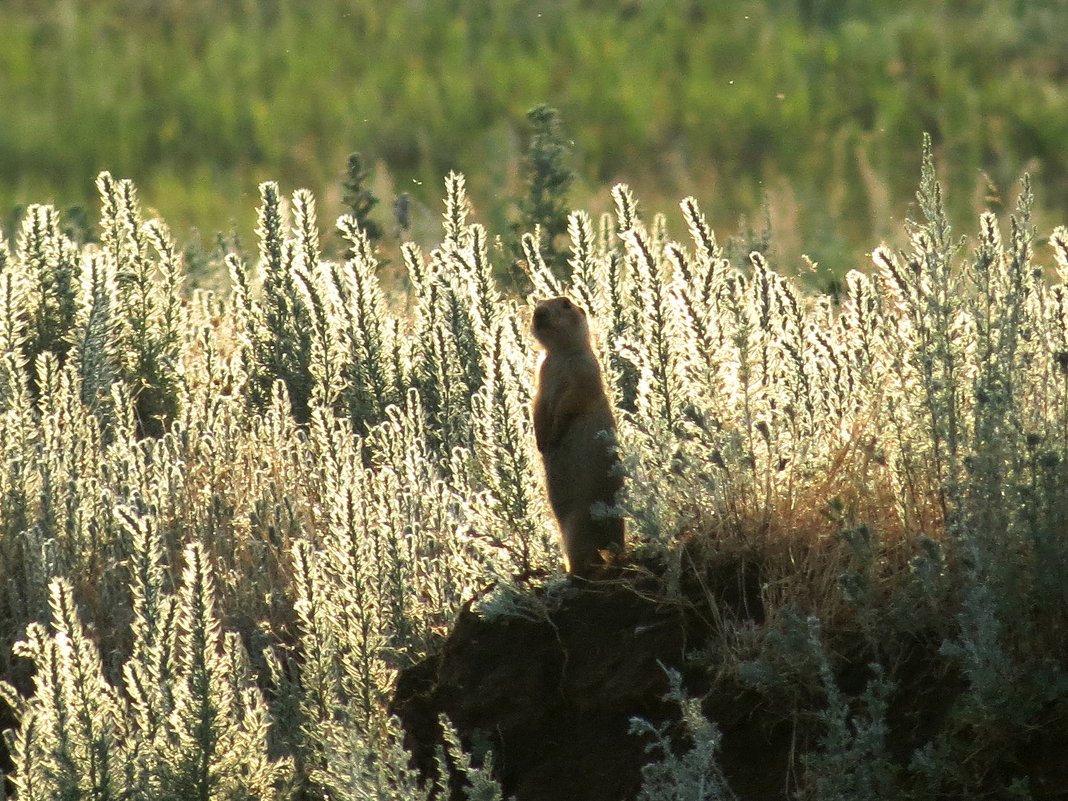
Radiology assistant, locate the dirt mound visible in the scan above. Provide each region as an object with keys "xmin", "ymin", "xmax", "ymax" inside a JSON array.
[{"xmin": 391, "ymin": 561, "xmax": 788, "ymax": 801}]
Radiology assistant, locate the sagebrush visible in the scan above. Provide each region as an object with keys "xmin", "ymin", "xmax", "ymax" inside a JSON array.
[{"xmin": 2, "ymin": 138, "xmax": 1068, "ymax": 797}]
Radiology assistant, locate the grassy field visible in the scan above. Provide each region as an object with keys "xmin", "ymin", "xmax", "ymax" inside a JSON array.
[
  {"xmin": 4, "ymin": 3, "xmax": 1068, "ymax": 797},
  {"xmin": 1, "ymin": 141, "xmax": 1068, "ymax": 796},
  {"xmin": 3, "ymin": 0, "xmax": 1068, "ymax": 274}
]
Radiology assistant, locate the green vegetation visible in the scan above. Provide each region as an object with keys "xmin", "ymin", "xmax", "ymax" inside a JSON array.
[
  {"xmin": 2, "ymin": 0, "xmax": 1067, "ymax": 274},
  {"xmin": 515, "ymin": 104, "xmax": 575, "ymax": 274},
  {"xmin": 340, "ymin": 152, "xmax": 383, "ymax": 245},
  {"xmin": 1, "ymin": 141, "xmax": 1068, "ymax": 796}
]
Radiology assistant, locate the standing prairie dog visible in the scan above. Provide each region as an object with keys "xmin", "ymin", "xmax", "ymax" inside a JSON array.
[{"xmin": 532, "ymin": 297, "xmax": 624, "ymax": 576}]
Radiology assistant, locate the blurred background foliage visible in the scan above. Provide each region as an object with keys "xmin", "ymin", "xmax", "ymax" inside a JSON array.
[{"xmin": 2, "ymin": 0, "xmax": 1067, "ymax": 275}]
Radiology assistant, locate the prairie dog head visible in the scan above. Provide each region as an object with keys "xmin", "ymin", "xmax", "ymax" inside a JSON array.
[{"xmin": 532, "ymin": 297, "xmax": 591, "ymax": 352}]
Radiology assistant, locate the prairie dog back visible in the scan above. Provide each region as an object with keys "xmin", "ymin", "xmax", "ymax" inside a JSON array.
[{"xmin": 531, "ymin": 297, "xmax": 624, "ymax": 576}]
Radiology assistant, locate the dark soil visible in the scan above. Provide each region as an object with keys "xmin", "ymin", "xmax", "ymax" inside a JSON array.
[
  {"xmin": 391, "ymin": 553, "xmax": 1068, "ymax": 801},
  {"xmin": 391, "ymin": 556, "xmax": 797, "ymax": 801}
]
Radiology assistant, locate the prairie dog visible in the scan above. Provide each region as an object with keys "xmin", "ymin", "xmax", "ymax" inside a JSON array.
[{"xmin": 532, "ymin": 297, "xmax": 624, "ymax": 576}]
